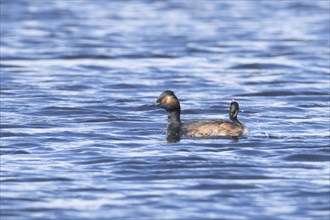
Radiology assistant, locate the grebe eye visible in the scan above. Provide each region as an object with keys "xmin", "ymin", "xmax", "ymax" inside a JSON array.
[{"xmin": 161, "ymin": 98, "xmax": 167, "ymax": 103}]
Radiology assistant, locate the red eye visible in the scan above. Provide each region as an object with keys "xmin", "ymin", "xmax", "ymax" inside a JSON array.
[{"xmin": 161, "ymin": 98, "xmax": 167, "ymax": 103}]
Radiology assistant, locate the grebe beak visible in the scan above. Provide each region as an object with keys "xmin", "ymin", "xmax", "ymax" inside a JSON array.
[{"xmin": 150, "ymin": 102, "xmax": 161, "ymax": 107}]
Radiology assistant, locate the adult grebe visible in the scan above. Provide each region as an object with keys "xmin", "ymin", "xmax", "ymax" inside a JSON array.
[{"xmin": 154, "ymin": 90, "xmax": 245, "ymax": 141}]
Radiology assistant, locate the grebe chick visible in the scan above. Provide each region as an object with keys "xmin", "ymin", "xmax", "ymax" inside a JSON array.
[{"xmin": 154, "ymin": 90, "xmax": 245, "ymax": 140}]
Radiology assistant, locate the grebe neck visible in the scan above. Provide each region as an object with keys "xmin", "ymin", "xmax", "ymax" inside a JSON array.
[
  {"xmin": 230, "ymin": 115, "xmax": 243, "ymax": 128},
  {"xmin": 168, "ymin": 109, "xmax": 181, "ymax": 125}
]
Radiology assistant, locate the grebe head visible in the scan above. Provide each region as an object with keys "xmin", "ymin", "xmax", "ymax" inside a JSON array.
[
  {"xmin": 155, "ymin": 90, "xmax": 180, "ymax": 112},
  {"xmin": 229, "ymin": 101, "xmax": 244, "ymax": 128},
  {"xmin": 229, "ymin": 101, "xmax": 239, "ymax": 120}
]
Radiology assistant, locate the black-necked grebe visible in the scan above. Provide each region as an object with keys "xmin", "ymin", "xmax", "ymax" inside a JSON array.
[{"xmin": 154, "ymin": 90, "xmax": 245, "ymax": 140}]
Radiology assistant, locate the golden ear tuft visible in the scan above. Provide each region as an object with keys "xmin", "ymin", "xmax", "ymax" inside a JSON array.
[{"xmin": 167, "ymin": 96, "xmax": 177, "ymax": 104}]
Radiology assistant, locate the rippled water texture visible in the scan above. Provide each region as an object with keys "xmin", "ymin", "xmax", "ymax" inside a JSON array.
[{"xmin": 1, "ymin": 1, "xmax": 329, "ymax": 219}]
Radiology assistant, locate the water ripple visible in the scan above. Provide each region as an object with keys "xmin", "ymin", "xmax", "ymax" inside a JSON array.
[{"xmin": 1, "ymin": 1, "xmax": 329, "ymax": 220}]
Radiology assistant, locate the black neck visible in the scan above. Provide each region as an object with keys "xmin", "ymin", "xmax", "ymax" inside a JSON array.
[
  {"xmin": 166, "ymin": 109, "xmax": 181, "ymax": 142},
  {"xmin": 230, "ymin": 116, "xmax": 243, "ymax": 128},
  {"xmin": 167, "ymin": 109, "xmax": 181, "ymax": 124}
]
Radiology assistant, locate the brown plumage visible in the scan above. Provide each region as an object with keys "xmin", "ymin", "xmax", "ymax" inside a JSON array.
[
  {"xmin": 154, "ymin": 90, "xmax": 245, "ymax": 141},
  {"xmin": 182, "ymin": 120, "xmax": 244, "ymax": 137}
]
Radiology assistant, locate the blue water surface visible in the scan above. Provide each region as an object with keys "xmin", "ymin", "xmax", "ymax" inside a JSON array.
[{"xmin": 1, "ymin": 0, "xmax": 329, "ymax": 219}]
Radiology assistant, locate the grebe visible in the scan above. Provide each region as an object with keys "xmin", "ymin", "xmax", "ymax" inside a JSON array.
[{"xmin": 154, "ymin": 90, "xmax": 245, "ymax": 141}]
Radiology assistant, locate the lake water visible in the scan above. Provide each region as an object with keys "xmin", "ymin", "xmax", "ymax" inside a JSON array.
[{"xmin": 1, "ymin": 0, "xmax": 329, "ymax": 219}]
